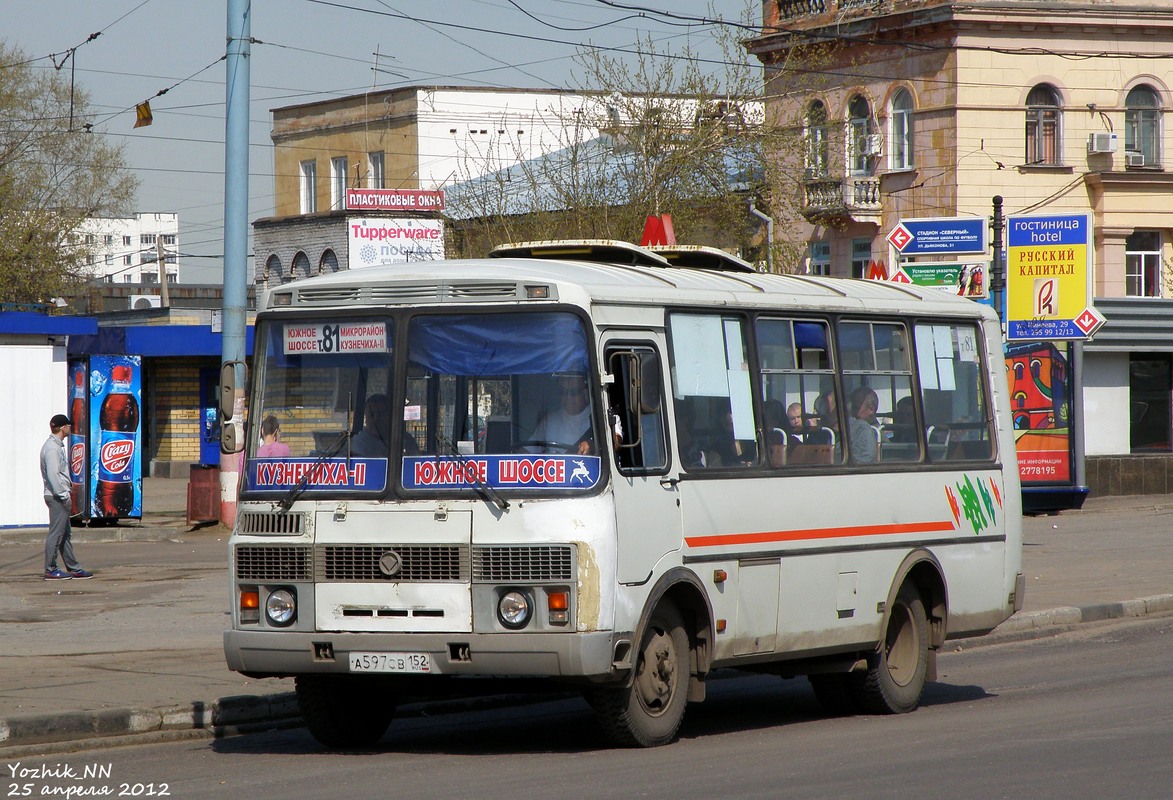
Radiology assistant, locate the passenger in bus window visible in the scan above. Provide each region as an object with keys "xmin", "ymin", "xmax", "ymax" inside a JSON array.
[
  {"xmin": 809, "ymin": 390, "xmax": 839, "ymax": 447},
  {"xmin": 848, "ymin": 386, "xmax": 879, "ymax": 463},
  {"xmin": 707, "ymin": 411, "xmax": 753, "ymax": 466},
  {"xmin": 533, "ymin": 373, "xmax": 593, "ymax": 454},
  {"xmin": 887, "ymin": 396, "xmax": 917, "ymax": 443},
  {"xmin": 352, "ymin": 394, "xmax": 390, "ymax": 456}
]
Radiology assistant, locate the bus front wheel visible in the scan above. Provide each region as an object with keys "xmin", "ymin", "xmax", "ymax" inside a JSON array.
[
  {"xmin": 588, "ymin": 603, "xmax": 690, "ymax": 747},
  {"xmin": 296, "ymin": 674, "xmax": 396, "ymax": 749},
  {"xmin": 852, "ymin": 583, "xmax": 930, "ymax": 714}
]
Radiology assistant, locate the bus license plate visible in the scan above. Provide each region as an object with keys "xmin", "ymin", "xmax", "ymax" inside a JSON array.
[{"xmin": 349, "ymin": 652, "xmax": 431, "ymax": 673}]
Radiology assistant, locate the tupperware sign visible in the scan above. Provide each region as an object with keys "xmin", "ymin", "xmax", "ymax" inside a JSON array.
[
  {"xmin": 284, "ymin": 321, "xmax": 388, "ymax": 354},
  {"xmin": 348, "ymin": 217, "xmax": 445, "ymax": 267}
]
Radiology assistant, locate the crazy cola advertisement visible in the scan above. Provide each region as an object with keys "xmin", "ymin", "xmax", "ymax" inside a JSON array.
[{"xmin": 82, "ymin": 355, "xmax": 143, "ymax": 519}]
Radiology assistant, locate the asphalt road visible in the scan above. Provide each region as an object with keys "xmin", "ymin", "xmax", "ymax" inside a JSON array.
[{"xmin": 5, "ymin": 613, "xmax": 1171, "ymax": 800}]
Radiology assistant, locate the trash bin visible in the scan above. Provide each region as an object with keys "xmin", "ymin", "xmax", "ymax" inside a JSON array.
[{"xmin": 187, "ymin": 464, "xmax": 220, "ymax": 524}]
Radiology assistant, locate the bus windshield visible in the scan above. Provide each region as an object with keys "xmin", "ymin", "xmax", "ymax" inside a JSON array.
[
  {"xmin": 402, "ymin": 310, "xmax": 601, "ymax": 493},
  {"xmin": 245, "ymin": 318, "xmax": 393, "ymax": 495}
]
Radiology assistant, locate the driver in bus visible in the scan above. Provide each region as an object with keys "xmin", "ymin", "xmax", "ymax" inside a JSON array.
[
  {"xmin": 532, "ymin": 373, "xmax": 593, "ymax": 455},
  {"xmin": 351, "ymin": 394, "xmax": 390, "ymax": 456}
]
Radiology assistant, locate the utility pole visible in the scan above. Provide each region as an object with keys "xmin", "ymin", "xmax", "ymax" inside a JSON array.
[
  {"xmin": 155, "ymin": 237, "xmax": 170, "ymax": 307},
  {"xmin": 990, "ymin": 195, "xmax": 1005, "ymax": 324},
  {"xmin": 220, "ymin": 0, "xmax": 250, "ymax": 527}
]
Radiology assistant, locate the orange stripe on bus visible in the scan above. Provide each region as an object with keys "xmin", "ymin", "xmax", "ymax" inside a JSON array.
[{"xmin": 684, "ymin": 519, "xmax": 959, "ymax": 549}]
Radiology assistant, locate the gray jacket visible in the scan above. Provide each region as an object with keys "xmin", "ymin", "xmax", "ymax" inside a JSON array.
[{"xmin": 40, "ymin": 434, "xmax": 71, "ymax": 502}]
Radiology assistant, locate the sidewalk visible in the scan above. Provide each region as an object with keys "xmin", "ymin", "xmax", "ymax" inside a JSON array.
[{"xmin": 1, "ymin": 480, "xmax": 1171, "ymax": 752}]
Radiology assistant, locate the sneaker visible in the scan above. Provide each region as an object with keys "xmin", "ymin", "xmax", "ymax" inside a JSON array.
[
  {"xmin": 69, "ymin": 569, "xmax": 94, "ymax": 580},
  {"xmin": 44, "ymin": 569, "xmax": 72, "ymax": 581}
]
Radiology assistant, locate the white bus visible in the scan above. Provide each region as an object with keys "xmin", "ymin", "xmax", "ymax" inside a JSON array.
[{"xmin": 224, "ymin": 240, "xmax": 1024, "ymax": 748}]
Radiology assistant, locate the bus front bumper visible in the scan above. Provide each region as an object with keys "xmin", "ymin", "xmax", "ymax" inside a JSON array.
[{"xmin": 224, "ymin": 629, "xmax": 620, "ymax": 678}]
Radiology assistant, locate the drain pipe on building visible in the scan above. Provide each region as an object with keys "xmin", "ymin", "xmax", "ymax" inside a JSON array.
[{"xmin": 748, "ymin": 200, "xmax": 775, "ymax": 274}]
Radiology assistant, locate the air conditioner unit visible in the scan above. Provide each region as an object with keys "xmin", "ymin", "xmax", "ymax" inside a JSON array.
[
  {"xmin": 861, "ymin": 134, "xmax": 883, "ymax": 156},
  {"xmin": 1125, "ymin": 151, "xmax": 1145, "ymax": 167},
  {"xmin": 129, "ymin": 294, "xmax": 162, "ymax": 310},
  {"xmin": 1087, "ymin": 132, "xmax": 1118, "ymax": 154}
]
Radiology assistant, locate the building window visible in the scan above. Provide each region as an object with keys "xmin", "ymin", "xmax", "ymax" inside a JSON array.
[
  {"xmin": 300, "ymin": 160, "xmax": 317, "ymax": 214},
  {"xmin": 1025, "ymin": 84, "xmax": 1061, "ymax": 166},
  {"xmin": 330, "ymin": 156, "xmax": 349, "ymax": 210},
  {"xmin": 850, "ymin": 238, "xmax": 872, "ymax": 278},
  {"xmin": 847, "ymin": 95, "xmax": 874, "ymax": 176},
  {"xmin": 805, "ymin": 101, "xmax": 829, "ymax": 178},
  {"xmin": 124, "ymin": 254, "xmax": 133, "ymax": 266},
  {"xmin": 368, "ymin": 152, "xmax": 385, "ymax": 189},
  {"xmin": 141, "ymin": 233, "xmax": 156, "ymax": 245},
  {"xmin": 292, "ymin": 251, "xmax": 312, "ymax": 280},
  {"xmin": 104, "ymin": 235, "xmax": 113, "ymax": 246},
  {"xmin": 122, "ymin": 235, "xmax": 132, "ymax": 246},
  {"xmin": 1130, "ymin": 355, "xmax": 1172, "ymax": 452},
  {"xmin": 889, "ymin": 89, "xmax": 913, "ymax": 170},
  {"xmin": 1126, "ymin": 230, "xmax": 1162, "ymax": 297},
  {"xmin": 1125, "ymin": 85, "xmax": 1161, "ymax": 168},
  {"xmin": 161, "ymin": 234, "xmax": 176, "ymax": 245},
  {"xmin": 809, "ymin": 240, "xmax": 831, "ymax": 275},
  {"xmin": 319, "ymin": 248, "xmax": 339, "ymax": 275}
]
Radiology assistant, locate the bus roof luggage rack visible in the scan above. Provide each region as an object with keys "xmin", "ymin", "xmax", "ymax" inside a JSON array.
[
  {"xmin": 490, "ymin": 239, "xmax": 670, "ymax": 267},
  {"xmin": 646, "ymin": 245, "xmax": 758, "ymax": 273}
]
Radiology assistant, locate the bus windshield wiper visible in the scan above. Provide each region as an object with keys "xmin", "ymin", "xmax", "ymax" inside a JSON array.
[
  {"xmin": 277, "ymin": 429, "xmax": 350, "ymax": 512},
  {"xmin": 436, "ymin": 434, "xmax": 509, "ymax": 512}
]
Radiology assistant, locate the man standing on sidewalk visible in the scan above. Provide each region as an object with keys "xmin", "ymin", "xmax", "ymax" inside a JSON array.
[{"xmin": 40, "ymin": 413, "xmax": 92, "ymax": 581}]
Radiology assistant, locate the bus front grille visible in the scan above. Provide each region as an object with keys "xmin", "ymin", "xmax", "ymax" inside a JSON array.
[
  {"xmin": 235, "ymin": 545, "xmax": 313, "ymax": 581},
  {"xmin": 317, "ymin": 545, "xmax": 469, "ymax": 582},
  {"xmin": 238, "ymin": 511, "xmax": 306, "ymax": 535},
  {"xmin": 472, "ymin": 545, "xmax": 575, "ymax": 583}
]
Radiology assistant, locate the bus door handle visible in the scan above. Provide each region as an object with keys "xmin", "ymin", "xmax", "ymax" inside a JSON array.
[{"xmin": 659, "ymin": 476, "xmax": 680, "ymax": 489}]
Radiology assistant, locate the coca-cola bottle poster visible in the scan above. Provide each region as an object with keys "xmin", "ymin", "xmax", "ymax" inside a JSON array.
[{"xmin": 87, "ymin": 355, "xmax": 143, "ymax": 519}]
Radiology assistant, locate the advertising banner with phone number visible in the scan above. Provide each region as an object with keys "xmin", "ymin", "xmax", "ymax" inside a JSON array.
[{"xmin": 1006, "ymin": 341, "xmax": 1073, "ymax": 484}]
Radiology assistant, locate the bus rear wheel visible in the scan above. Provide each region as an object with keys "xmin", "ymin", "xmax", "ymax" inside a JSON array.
[
  {"xmin": 296, "ymin": 674, "xmax": 396, "ymax": 749},
  {"xmin": 588, "ymin": 603, "xmax": 690, "ymax": 747},
  {"xmin": 852, "ymin": 583, "xmax": 930, "ymax": 714}
]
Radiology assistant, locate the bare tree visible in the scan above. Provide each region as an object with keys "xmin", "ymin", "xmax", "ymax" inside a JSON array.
[
  {"xmin": 0, "ymin": 41, "xmax": 137, "ymax": 304},
  {"xmin": 446, "ymin": 7, "xmax": 807, "ymax": 272}
]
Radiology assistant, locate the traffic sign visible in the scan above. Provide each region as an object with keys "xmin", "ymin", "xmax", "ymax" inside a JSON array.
[
  {"xmin": 888, "ymin": 217, "xmax": 987, "ymax": 256},
  {"xmin": 887, "ymin": 224, "xmax": 913, "ymax": 252}
]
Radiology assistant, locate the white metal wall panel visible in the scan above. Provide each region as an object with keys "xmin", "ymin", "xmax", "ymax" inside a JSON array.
[{"xmin": 0, "ymin": 344, "xmax": 67, "ymax": 527}]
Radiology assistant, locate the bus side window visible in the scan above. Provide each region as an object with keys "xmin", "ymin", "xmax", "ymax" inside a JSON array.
[
  {"xmin": 606, "ymin": 346, "xmax": 667, "ymax": 472},
  {"xmin": 913, "ymin": 322, "xmax": 995, "ymax": 463}
]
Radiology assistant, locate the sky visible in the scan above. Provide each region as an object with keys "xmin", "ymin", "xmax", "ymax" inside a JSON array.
[{"xmin": 5, "ymin": 0, "xmax": 749, "ymax": 283}]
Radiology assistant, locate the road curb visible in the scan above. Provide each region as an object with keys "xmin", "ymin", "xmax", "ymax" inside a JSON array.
[{"xmin": 0, "ymin": 693, "xmax": 301, "ymax": 752}]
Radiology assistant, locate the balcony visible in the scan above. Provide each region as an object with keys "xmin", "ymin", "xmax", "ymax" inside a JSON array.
[{"xmin": 802, "ymin": 175, "xmax": 882, "ymax": 222}]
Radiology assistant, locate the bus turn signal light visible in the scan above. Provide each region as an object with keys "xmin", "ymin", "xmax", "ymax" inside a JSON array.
[
  {"xmin": 547, "ymin": 590, "xmax": 569, "ymax": 624},
  {"xmin": 240, "ymin": 589, "xmax": 260, "ymax": 624}
]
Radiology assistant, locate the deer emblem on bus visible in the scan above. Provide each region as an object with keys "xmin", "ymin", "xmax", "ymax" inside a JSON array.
[{"xmin": 570, "ymin": 459, "xmax": 591, "ymax": 484}]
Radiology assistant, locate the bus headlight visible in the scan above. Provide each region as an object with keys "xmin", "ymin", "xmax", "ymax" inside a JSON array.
[
  {"xmin": 497, "ymin": 589, "xmax": 532, "ymax": 629},
  {"xmin": 265, "ymin": 588, "xmax": 297, "ymax": 627}
]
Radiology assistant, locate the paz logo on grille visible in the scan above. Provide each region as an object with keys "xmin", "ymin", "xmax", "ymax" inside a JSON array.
[
  {"xmin": 100, "ymin": 439, "xmax": 134, "ymax": 476},
  {"xmin": 378, "ymin": 551, "xmax": 402, "ymax": 577}
]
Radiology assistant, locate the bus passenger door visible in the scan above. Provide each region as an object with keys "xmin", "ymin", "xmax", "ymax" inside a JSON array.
[{"xmin": 604, "ymin": 339, "xmax": 682, "ymax": 584}]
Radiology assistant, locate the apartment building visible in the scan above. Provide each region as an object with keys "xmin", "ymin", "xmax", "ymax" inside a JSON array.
[
  {"xmin": 747, "ymin": 0, "xmax": 1173, "ymax": 487},
  {"xmin": 78, "ymin": 212, "xmax": 180, "ymax": 285}
]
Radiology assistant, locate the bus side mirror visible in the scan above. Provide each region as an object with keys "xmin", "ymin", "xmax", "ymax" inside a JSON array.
[
  {"xmin": 637, "ymin": 352, "xmax": 661, "ymax": 414},
  {"xmin": 219, "ymin": 360, "xmax": 245, "ymax": 421}
]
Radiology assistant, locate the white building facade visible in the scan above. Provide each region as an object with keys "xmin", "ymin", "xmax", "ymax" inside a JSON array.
[{"xmin": 78, "ymin": 212, "xmax": 180, "ymax": 284}]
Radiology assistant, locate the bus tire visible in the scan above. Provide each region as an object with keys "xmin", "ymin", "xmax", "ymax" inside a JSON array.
[
  {"xmin": 588, "ymin": 603, "xmax": 690, "ymax": 747},
  {"xmin": 296, "ymin": 674, "xmax": 395, "ymax": 749},
  {"xmin": 852, "ymin": 583, "xmax": 930, "ymax": 714}
]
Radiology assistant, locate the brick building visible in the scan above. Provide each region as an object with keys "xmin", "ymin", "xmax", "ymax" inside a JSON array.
[{"xmin": 747, "ymin": 0, "xmax": 1173, "ymax": 492}]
